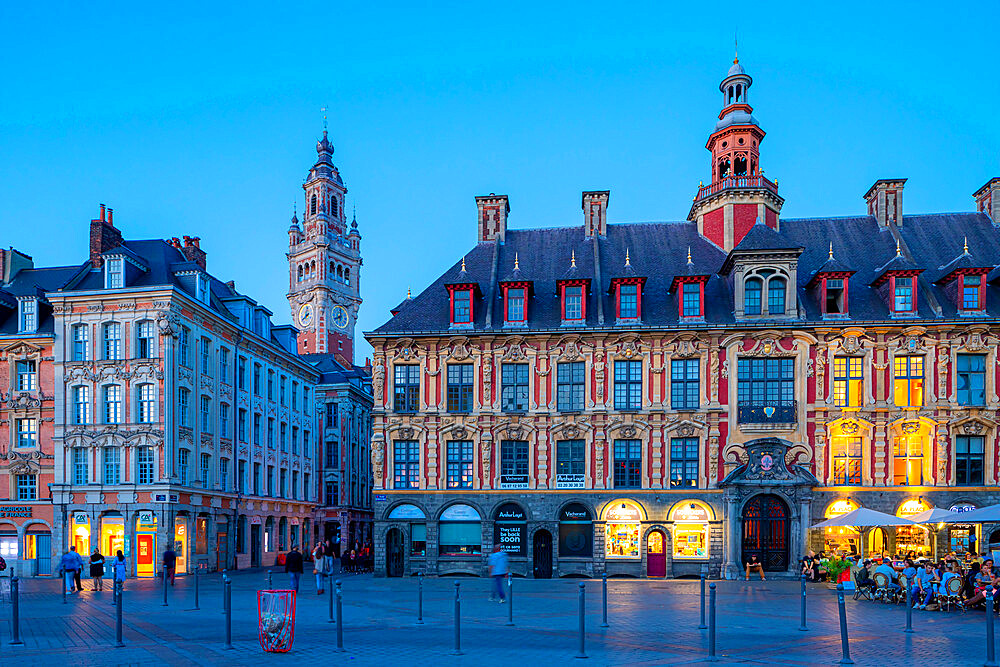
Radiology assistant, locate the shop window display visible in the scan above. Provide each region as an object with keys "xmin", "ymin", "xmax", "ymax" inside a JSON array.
[
  {"xmin": 670, "ymin": 502, "xmax": 711, "ymax": 560},
  {"xmin": 605, "ymin": 502, "xmax": 642, "ymax": 559},
  {"xmin": 822, "ymin": 499, "xmax": 860, "ymax": 556}
]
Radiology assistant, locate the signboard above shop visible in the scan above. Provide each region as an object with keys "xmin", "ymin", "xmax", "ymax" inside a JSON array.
[
  {"xmin": 671, "ymin": 503, "xmax": 711, "ymax": 523},
  {"xmin": 605, "ymin": 502, "xmax": 642, "ymax": 522}
]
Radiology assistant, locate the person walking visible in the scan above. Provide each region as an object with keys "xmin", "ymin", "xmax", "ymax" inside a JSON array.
[
  {"xmin": 59, "ymin": 547, "xmax": 82, "ymax": 595},
  {"xmin": 70, "ymin": 546, "xmax": 85, "ymax": 592},
  {"xmin": 162, "ymin": 544, "xmax": 177, "ymax": 585},
  {"xmin": 89, "ymin": 547, "xmax": 105, "ymax": 592},
  {"xmin": 111, "ymin": 550, "xmax": 128, "ymax": 592},
  {"xmin": 312, "ymin": 542, "xmax": 327, "ymax": 594},
  {"xmin": 487, "ymin": 544, "xmax": 510, "ymax": 603},
  {"xmin": 285, "ymin": 545, "xmax": 303, "ymax": 592}
]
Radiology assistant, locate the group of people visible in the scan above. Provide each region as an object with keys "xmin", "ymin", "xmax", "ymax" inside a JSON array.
[
  {"xmin": 853, "ymin": 552, "xmax": 1000, "ymax": 611},
  {"xmin": 281, "ymin": 538, "xmax": 373, "ymax": 593},
  {"xmin": 58, "ymin": 545, "xmax": 127, "ymax": 594}
]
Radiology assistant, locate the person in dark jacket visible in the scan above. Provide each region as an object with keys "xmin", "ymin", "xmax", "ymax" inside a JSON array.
[
  {"xmin": 285, "ymin": 546, "xmax": 303, "ymax": 592},
  {"xmin": 162, "ymin": 545, "xmax": 177, "ymax": 585},
  {"xmin": 89, "ymin": 548, "xmax": 105, "ymax": 591}
]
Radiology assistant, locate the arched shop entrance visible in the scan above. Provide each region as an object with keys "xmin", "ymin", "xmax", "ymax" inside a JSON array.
[
  {"xmin": 741, "ymin": 494, "xmax": 790, "ymax": 571},
  {"xmin": 646, "ymin": 530, "xmax": 667, "ymax": 577}
]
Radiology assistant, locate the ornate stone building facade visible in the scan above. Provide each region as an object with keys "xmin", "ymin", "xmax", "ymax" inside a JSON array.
[{"xmin": 367, "ymin": 58, "xmax": 1000, "ymax": 579}]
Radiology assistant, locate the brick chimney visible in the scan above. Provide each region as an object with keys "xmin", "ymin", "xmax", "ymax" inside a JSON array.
[
  {"xmin": 89, "ymin": 204, "xmax": 123, "ymax": 268},
  {"xmin": 476, "ymin": 193, "xmax": 509, "ymax": 243},
  {"xmin": 974, "ymin": 178, "xmax": 1000, "ymax": 222},
  {"xmin": 181, "ymin": 236, "xmax": 207, "ymax": 270},
  {"xmin": 582, "ymin": 190, "xmax": 610, "ymax": 237},
  {"xmin": 864, "ymin": 179, "xmax": 906, "ymax": 227}
]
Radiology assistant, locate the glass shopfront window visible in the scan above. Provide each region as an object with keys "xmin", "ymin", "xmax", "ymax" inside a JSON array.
[
  {"xmin": 670, "ymin": 502, "xmax": 711, "ymax": 560},
  {"xmin": 948, "ymin": 503, "xmax": 979, "ymax": 555},
  {"xmin": 604, "ymin": 501, "xmax": 642, "ymax": 560},
  {"xmin": 174, "ymin": 518, "xmax": 188, "ymax": 574},
  {"xmin": 387, "ymin": 504, "xmax": 428, "ymax": 557},
  {"xmin": 135, "ymin": 512, "xmax": 158, "ymax": 577},
  {"xmin": 822, "ymin": 499, "xmax": 860, "ymax": 556},
  {"xmin": 72, "ymin": 513, "xmax": 91, "ymax": 555},
  {"xmin": 558, "ymin": 504, "xmax": 593, "ymax": 558},
  {"xmin": 896, "ymin": 499, "xmax": 931, "ymax": 556},
  {"xmin": 101, "ymin": 515, "xmax": 125, "ymax": 559},
  {"xmin": 439, "ymin": 504, "xmax": 482, "ymax": 556}
]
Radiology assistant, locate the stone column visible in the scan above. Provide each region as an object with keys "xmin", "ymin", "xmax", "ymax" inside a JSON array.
[{"xmin": 722, "ymin": 489, "xmax": 740, "ymax": 580}]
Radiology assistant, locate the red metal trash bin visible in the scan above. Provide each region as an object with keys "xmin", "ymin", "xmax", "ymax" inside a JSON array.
[{"xmin": 258, "ymin": 590, "xmax": 297, "ymax": 652}]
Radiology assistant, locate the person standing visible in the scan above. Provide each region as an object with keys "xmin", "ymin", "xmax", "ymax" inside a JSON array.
[
  {"xmin": 59, "ymin": 547, "xmax": 83, "ymax": 594},
  {"xmin": 285, "ymin": 545, "xmax": 303, "ymax": 592},
  {"xmin": 70, "ymin": 546, "xmax": 84, "ymax": 592},
  {"xmin": 111, "ymin": 550, "xmax": 128, "ymax": 593},
  {"xmin": 162, "ymin": 544, "xmax": 177, "ymax": 585},
  {"xmin": 487, "ymin": 544, "xmax": 510, "ymax": 603},
  {"xmin": 312, "ymin": 542, "xmax": 327, "ymax": 594},
  {"xmin": 89, "ymin": 547, "xmax": 105, "ymax": 592}
]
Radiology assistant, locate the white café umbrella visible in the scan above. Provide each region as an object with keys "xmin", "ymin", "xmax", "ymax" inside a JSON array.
[
  {"xmin": 939, "ymin": 503, "xmax": 1000, "ymax": 524},
  {"xmin": 812, "ymin": 507, "xmax": 917, "ymax": 529},
  {"xmin": 907, "ymin": 507, "xmax": 958, "ymax": 524}
]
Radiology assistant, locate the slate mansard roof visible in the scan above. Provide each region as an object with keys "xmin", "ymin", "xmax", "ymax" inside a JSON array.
[{"xmin": 373, "ymin": 211, "xmax": 1000, "ymax": 335}]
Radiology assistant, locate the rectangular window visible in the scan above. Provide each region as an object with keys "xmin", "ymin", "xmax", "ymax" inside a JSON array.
[
  {"xmin": 669, "ymin": 437, "xmax": 699, "ymax": 488},
  {"xmin": 200, "ymin": 395, "xmax": 212, "ymax": 432},
  {"xmin": 613, "ymin": 439, "xmax": 641, "ymax": 488},
  {"xmin": 326, "ymin": 442, "xmax": 339, "ymax": 469},
  {"xmin": 105, "ymin": 257, "xmax": 124, "ymax": 288},
  {"xmin": 237, "ymin": 356, "xmax": 247, "ymax": 390},
  {"xmin": 219, "ymin": 458, "xmax": 229, "ymax": 492},
  {"xmin": 219, "ymin": 403, "xmax": 230, "ymax": 438},
  {"xmin": 200, "ymin": 337, "xmax": 211, "ymax": 375},
  {"xmin": 72, "ymin": 324, "xmax": 89, "ymax": 361},
  {"xmin": 103, "ymin": 322, "xmax": 122, "ymax": 360},
  {"xmin": 557, "ymin": 361, "xmax": 585, "ymax": 412},
  {"xmin": 446, "ymin": 364, "xmax": 474, "ymax": 412},
  {"xmin": 280, "ymin": 423, "xmax": 288, "ymax": 452},
  {"xmin": 737, "ymin": 358, "xmax": 795, "ymax": 423},
  {"xmin": 393, "ymin": 365, "xmax": 420, "ymax": 412},
  {"xmin": 267, "ymin": 418, "xmax": 275, "ymax": 448},
  {"xmin": 200, "ymin": 453, "xmax": 211, "ymax": 489},
  {"xmin": 253, "ymin": 363, "xmax": 261, "ymax": 396},
  {"xmin": 957, "ymin": 353, "xmax": 986, "ymax": 406},
  {"xmin": 15, "ymin": 418, "xmax": 37, "ymax": 448},
  {"xmin": 103, "ymin": 385, "xmax": 121, "ymax": 424},
  {"xmin": 894, "ymin": 276, "xmax": 914, "ymax": 312},
  {"xmin": 73, "ymin": 385, "xmax": 91, "ymax": 424},
  {"xmin": 178, "ymin": 327, "xmax": 190, "ymax": 367},
  {"xmin": 19, "ymin": 299, "xmax": 36, "ymax": 331},
  {"xmin": 280, "ymin": 376, "xmax": 287, "ymax": 406},
  {"xmin": 681, "ymin": 282, "xmax": 700, "ymax": 317},
  {"xmin": 279, "ymin": 469, "xmax": 287, "ymax": 498},
  {"xmin": 892, "ymin": 434, "xmax": 924, "ymax": 485},
  {"xmin": 219, "ymin": 347, "xmax": 230, "ymax": 380},
  {"xmin": 266, "ymin": 466, "xmax": 274, "ymax": 496},
  {"xmin": 15, "ymin": 360, "xmax": 36, "ymax": 391},
  {"xmin": 671, "ymin": 358, "xmax": 700, "ymax": 410},
  {"xmin": 238, "ymin": 460, "xmax": 247, "ymax": 494},
  {"xmin": 832, "ymin": 356, "xmax": 864, "ymax": 408},
  {"xmin": 137, "ymin": 446, "xmax": 154, "ymax": 485},
  {"xmin": 619, "ymin": 283, "xmax": 638, "ymax": 319},
  {"xmin": 16, "ymin": 475, "xmax": 37, "ymax": 501},
  {"xmin": 768, "ymin": 279, "xmax": 786, "ymax": 315},
  {"xmin": 238, "ymin": 408, "xmax": 247, "ymax": 442},
  {"xmin": 178, "ymin": 450, "xmax": 189, "ymax": 486},
  {"xmin": 137, "ymin": 384, "xmax": 156, "ymax": 423},
  {"xmin": 963, "ymin": 274, "xmax": 983, "ymax": 310},
  {"xmin": 302, "ymin": 387, "xmax": 309, "ymax": 414},
  {"xmin": 303, "ymin": 430, "xmax": 310, "ymax": 458},
  {"xmin": 178, "ymin": 388, "xmax": 190, "ymax": 427},
  {"xmin": 500, "ymin": 439, "xmax": 529, "ymax": 488},
  {"xmin": 325, "ymin": 403, "xmax": 337, "ymax": 428},
  {"xmin": 291, "ymin": 426, "xmax": 299, "ymax": 455},
  {"xmin": 506, "ymin": 287, "xmax": 526, "ymax": 322},
  {"xmin": 291, "ymin": 471, "xmax": 299, "ymax": 500},
  {"xmin": 136, "ymin": 321, "xmax": 154, "ymax": 358},
  {"xmin": 614, "ymin": 360, "xmax": 642, "ymax": 410},
  {"xmin": 325, "ymin": 481, "xmax": 336, "ymax": 505},
  {"xmin": 892, "ymin": 355, "xmax": 924, "ymax": 407},
  {"xmin": 831, "ymin": 436, "xmax": 862, "ymax": 485},
  {"xmin": 252, "ymin": 413, "xmax": 261, "ymax": 446},
  {"xmin": 564, "ymin": 285, "xmax": 583, "ymax": 321},
  {"xmin": 72, "ymin": 448, "xmax": 88, "ymax": 485},
  {"xmin": 501, "ymin": 363, "xmax": 529, "ymax": 412},
  {"xmin": 956, "ymin": 435, "xmax": 985, "ymax": 485},
  {"xmin": 393, "ymin": 440, "xmax": 420, "ymax": 489},
  {"xmin": 453, "ymin": 289, "xmax": 471, "ymax": 324},
  {"xmin": 267, "ymin": 370, "xmax": 275, "ymax": 400},
  {"xmin": 103, "ymin": 446, "xmax": 121, "ymax": 485},
  {"xmin": 556, "ymin": 439, "xmax": 585, "ymax": 486},
  {"xmin": 446, "ymin": 440, "xmax": 474, "ymax": 489},
  {"xmin": 253, "ymin": 462, "xmax": 261, "ymax": 495},
  {"xmin": 825, "ymin": 278, "xmax": 846, "ymax": 314},
  {"xmin": 291, "ymin": 382, "xmax": 298, "ymax": 411}
]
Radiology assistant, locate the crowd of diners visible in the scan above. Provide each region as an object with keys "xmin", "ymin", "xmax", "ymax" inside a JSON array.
[{"xmin": 800, "ymin": 549, "xmax": 1000, "ymax": 612}]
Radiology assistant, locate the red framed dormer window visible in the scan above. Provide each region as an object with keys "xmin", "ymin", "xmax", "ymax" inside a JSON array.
[
  {"xmin": 820, "ymin": 273, "xmax": 852, "ymax": 315},
  {"xmin": 557, "ymin": 279, "xmax": 589, "ymax": 323},
  {"xmin": 500, "ymin": 281, "xmax": 532, "ymax": 325},
  {"xmin": 446, "ymin": 283, "xmax": 478, "ymax": 327},
  {"xmin": 669, "ymin": 274, "xmax": 710, "ymax": 319},
  {"xmin": 961, "ymin": 273, "xmax": 985, "ymax": 311},
  {"xmin": 890, "ymin": 274, "xmax": 917, "ymax": 314},
  {"xmin": 611, "ymin": 277, "xmax": 645, "ymax": 322}
]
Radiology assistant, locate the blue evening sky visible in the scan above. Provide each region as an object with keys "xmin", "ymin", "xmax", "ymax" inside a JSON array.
[{"xmin": 1, "ymin": 2, "xmax": 996, "ymax": 361}]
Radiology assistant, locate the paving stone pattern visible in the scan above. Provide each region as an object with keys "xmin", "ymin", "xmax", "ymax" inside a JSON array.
[{"xmin": 0, "ymin": 571, "xmax": 993, "ymax": 665}]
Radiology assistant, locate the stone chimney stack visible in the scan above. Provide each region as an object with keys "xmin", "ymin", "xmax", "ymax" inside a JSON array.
[
  {"xmin": 582, "ymin": 190, "xmax": 610, "ymax": 237},
  {"xmin": 181, "ymin": 236, "xmax": 207, "ymax": 270},
  {"xmin": 864, "ymin": 179, "xmax": 906, "ymax": 227},
  {"xmin": 0, "ymin": 247, "xmax": 33, "ymax": 285},
  {"xmin": 89, "ymin": 204, "xmax": 124, "ymax": 268},
  {"xmin": 974, "ymin": 178, "xmax": 1000, "ymax": 222},
  {"xmin": 476, "ymin": 193, "xmax": 509, "ymax": 243}
]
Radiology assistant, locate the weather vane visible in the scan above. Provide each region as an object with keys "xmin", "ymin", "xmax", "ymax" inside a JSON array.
[{"xmin": 321, "ymin": 105, "xmax": 328, "ymax": 132}]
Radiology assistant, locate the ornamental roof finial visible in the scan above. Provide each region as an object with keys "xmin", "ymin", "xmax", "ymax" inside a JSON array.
[
  {"xmin": 460, "ymin": 256, "xmax": 466, "ymax": 272},
  {"xmin": 407, "ymin": 286, "xmax": 412, "ymax": 299},
  {"xmin": 829, "ymin": 242, "xmax": 834, "ymax": 260},
  {"xmin": 514, "ymin": 252, "xmax": 520, "ymax": 271},
  {"xmin": 964, "ymin": 236, "xmax": 969, "ymax": 254},
  {"xmin": 687, "ymin": 246, "xmax": 693, "ymax": 265},
  {"xmin": 570, "ymin": 250, "xmax": 576, "ymax": 268},
  {"xmin": 734, "ymin": 31, "xmax": 738, "ymax": 64},
  {"xmin": 625, "ymin": 248, "xmax": 631, "ymax": 267},
  {"xmin": 895, "ymin": 238, "xmax": 902, "ymax": 257}
]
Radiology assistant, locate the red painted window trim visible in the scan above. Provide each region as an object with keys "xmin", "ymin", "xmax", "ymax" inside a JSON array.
[
  {"xmin": 499, "ymin": 280, "xmax": 532, "ymax": 324},
  {"xmin": 958, "ymin": 270, "xmax": 988, "ymax": 311},
  {"xmin": 610, "ymin": 277, "xmax": 646, "ymax": 320},
  {"xmin": 557, "ymin": 279, "xmax": 589, "ymax": 322},
  {"xmin": 888, "ymin": 273, "xmax": 919, "ymax": 314},
  {"xmin": 672, "ymin": 275, "xmax": 709, "ymax": 318},
  {"xmin": 445, "ymin": 283, "xmax": 477, "ymax": 325},
  {"xmin": 817, "ymin": 272, "xmax": 853, "ymax": 315}
]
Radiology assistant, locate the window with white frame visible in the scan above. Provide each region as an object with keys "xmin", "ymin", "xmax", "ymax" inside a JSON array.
[
  {"xmin": 742, "ymin": 268, "xmax": 790, "ymax": 317},
  {"xmin": 178, "ymin": 449, "xmax": 189, "ymax": 485},
  {"xmin": 200, "ymin": 395, "xmax": 211, "ymax": 432},
  {"xmin": 72, "ymin": 447, "xmax": 88, "ymax": 485},
  {"xmin": 18, "ymin": 299, "xmax": 37, "ymax": 332},
  {"xmin": 16, "ymin": 474, "xmax": 37, "ymax": 500},
  {"xmin": 219, "ymin": 347, "xmax": 230, "ymax": 380},
  {"xmin": 200, "ymin": 452, "xmax": 210, "ymax": 489},
  {"xmin": 103, "ymin": 322, "xmax": 122, "ymax": 360},
  {"xmin": 137, "ymin": 446, "xmax": 154, "ymax": 484},
  {"xmin": 15, "ymin": 418, "xmax": 37, "ymax": 447},
  {"xmin": 105, "ymin": 257, "xmax": 124, "ymax": 289},
  {"xmin": 178, "ymin": 387, "xmax": 190, "ymax": 426},
  {"xmin": 200, "ymin": 337, "xmax": 211, "ymax": 374},
  {"xmin": 136, "ymin": 320, "xmax": 155, "ymax": 358},
  {"xmin": 72, "ymin": 385, "xmax": 91, "ymax": 424},
  {"xmin": 137, "ymin": 383, "xmax": 156, "ymax": 423},
  {"xmin": 15, "ymin": 359, "xmax": 36, "ymax": 391},
  {"xmin": 103, "ymin": 446, "xmax": 121, "ymax": 484},
  {"xmin": 178, "ymin": 326, "xmax": 190, "ymax": 366},
  {"xmin": 103, "ymin": 385, "xmax": 122, "ymax": 424},
  {"xmin": 219, "ymin": 402, "xmax": 230, "ymax": 438},
  {"xmin": 72, "ymin": 324, "xmax": 89, "ymax": 361},
  {"xmin": 219, "ymin": 458, "xmax": 229, "ymax": 492},
  {"xmin": 196, "ymin": 273, "xmax": 210, "ymax": 304}
]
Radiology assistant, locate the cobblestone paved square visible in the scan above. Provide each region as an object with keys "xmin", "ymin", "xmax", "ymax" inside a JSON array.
[{"xmin": 0, "ymin": 570, "xmax": 993, "ymax": 665}]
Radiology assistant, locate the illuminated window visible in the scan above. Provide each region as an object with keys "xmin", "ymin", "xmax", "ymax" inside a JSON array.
[
  {"xmin": 831, "ymin": 436, "xmax": 862, "ymax": 484},
  {"xmin": 669, "ymin": 438, "xmax": 699, "ymax": 487},
  {"xmin": 16, "ymin": 360, "xmax": 36, "ymax": 391},
  {"xmin": 393, "ymin": 440, "xmax": 420, "ymax": 489},
  {"xmin": 446, "ymin": 441, "xmax": 473, "ymax": 489},
  {"xmin": 833, "ymin": 356, "xmax": 863, "ymax": 407},
  {"xmin": 893, "ymin": 433, "xmax": 925, "ymax": 485},
  {"xmin": 893, "ymin": 356, "xmax": 923, "ymax": 407}
]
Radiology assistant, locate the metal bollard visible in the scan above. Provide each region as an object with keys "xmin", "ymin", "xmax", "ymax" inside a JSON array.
[
  {"xmin": 162, "ymin": 568, "xmax": 169, "ymax": 606},
  {"xmin": 328, "ymin": 574, "xmax": 335, "ymax": 623},
  {"xmin": 115, "ymin": 580, "xmax": 124, "ymax": 647},
  {"xmin": 986, "ymin": 589, "xmax": 998, "ymax": 667},
  {"xmin": 62, "ymin": 570, "xmax": 67, "ymax": 604},
  {"xmin": 267, "ymin": 569, "xmax": 272, "ymax": 589},
  {"xmin": 335, "ymin": 581, "xmax": 344, "ymax": 651},
  {"xmin": 416, "ymin": 572, "xmax": 424, "ymax": 625},
  {"xmin": 221, "ymin": 570, "xmax": 227, "ymax": 614},
  {"xmin": 708, "ymin": 583, "xmax": 717, "ymax": 661},
  {"xmin": 698, "ymin": 567, "xmax": 707, "ymax": 630},
  {"xmin": 576, "ymin": 582, "xmax": 586, "ymax": 659},
  {"xmin": 193, "ymin": 567, "xmax": 200, "ymax": 610},
  {"xmin": 904, "ymin": 581, "xmax": 913, "ymax": 633},
  {"xmin": 506, "ymin": 573, "xmax": 514, "ymax": 626},
  {"xmin": 799, "ymin": 575, "xmax": 808, "ymax": 631},
  {"xmin": 223, "ymin": 578, "xmax": 233, "ymax": 649},
  {"xmin": 110, "ymin": 575, "xmax": 117, "ymax": 606},
  {"xmin": 452, "ymin": 582, "xmax": 463, "ymax": 656},
  {"xmin": 10, "ymin": 576, "xmax": 23, "ymax": 645},
  {"xmin": 601, "ymin": 572, "xmax": 609, "ymax": 628},
  {"xmin": 836, "ymin": 583, "xmax": 854, "ymax": 665}
]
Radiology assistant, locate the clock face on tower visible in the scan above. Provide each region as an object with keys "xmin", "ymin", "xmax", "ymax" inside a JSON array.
[
  {"xmin": 332, "ymin": 305, "xmax": 349, "ymax": 329},
  {"xmin": 297, "ymin": 303, "xmax": 313, "ymax": 328}
]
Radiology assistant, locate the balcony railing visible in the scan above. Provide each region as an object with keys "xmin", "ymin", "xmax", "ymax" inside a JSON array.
[
  {"xmin": 695, "ymin": 174, "xmax": 779, "ymax": 202},
  {"xmin": 737, "ymin": 400, "xmax": 797, "ymax": 424}
]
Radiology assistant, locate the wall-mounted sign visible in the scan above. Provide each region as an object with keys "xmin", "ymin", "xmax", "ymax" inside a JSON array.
[
  {"xmin": 950, "ymin": 503, "xmax": 977, "ymax": 513},
  {"xmin": 605, "ymin": 503, "xmax": 642, "ymax": 522},
  {"xmin": 73, "ymin": 512, "xmax": 89, "ymax": 524},
  {"xmin": 555, "ymin": 474, "xmax": 585, "ymax": 489},
  {"xmin": 374, "ymin": 494, "xmax": 387, "ymax": 502},
  {"xmin": 137, "ymin": 511, "xmax": 155, "ymax": 526},
  {"xmin": 826, "ymin": 499, "xmax": 858, "ymax": 518},
  {"xmin": 560, "ymin": 505, "xmax": 592, "ymax": 523},
  {"xmin": 499, "ymin": 475, "xmax": 529, "ymax": 489},
  {"xmin": 388, "ymin": 504, "xmax": 426, "ymax": 520},
  {"xmin": 671, "ymin": 503, "xmax": 710, "ymax": 523},
  {"xmin": 493, "ymin": 503, "xmax": 526, "ymax": 556},
  {"xmin": 0, "ymin": 506, "xmax": 32, "ymax": 518},
  {"xmin": 897, "ymin": 499, "xmax": 929, "ymax": 518}
]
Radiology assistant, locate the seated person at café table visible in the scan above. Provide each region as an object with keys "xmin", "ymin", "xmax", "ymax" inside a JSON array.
[
  {"xmin": 875, "ymin": 557, "xmax": 902, "ymax": 594},
  {"xmin": 962, "ymin": 559, "xmax": 998, "ymax": 609},
  {"xmin": 745, "ymin": 554, "xmax": 765, "ymax": 581},
  {"xmin": 911, "ymin": 562, "xmax": 938, "ymax": 609}
]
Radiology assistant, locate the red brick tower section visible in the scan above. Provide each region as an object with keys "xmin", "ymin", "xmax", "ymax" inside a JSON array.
[{"xmin": 688, "ymin": 56, "xmax": 783, "ymax": 251}]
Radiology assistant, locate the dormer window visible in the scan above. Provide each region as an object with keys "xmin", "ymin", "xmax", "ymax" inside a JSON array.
[
  {"xmin": 893, "ymin": 276, "xmax": 914, "ymax": 313},
  {"xmin": 825, "ymin": 278, "xmax": 846, "ymax": 313},
  {"xmin": 681, "ymin": 282, "xmax": 701, "ymax": 317},
  {"xmin": 18, "ymin": 298, "xmax": 37, "ymax": 332},
  {"xmin": 739, "ymin": 268, "xmax": 793, "ymax": 318},
  {"xmin": 105, "ymin": 257, "xmax": 124, "ymax": 289},
  {"xmin": 962, "ymin": 274, "xmax": 984, "ymax": 311},
  {"xmin": 610, "ymin": 277, "xmax": 645, "ymax": 322},
  {"xmin": 196, "ymin": 273, "xmax": 210, "ymax": 304},
  {"xmin": 500, "ymin": 281, "xmax": 532, "ymax": 326},
  {"xmin": 767, "ymin": 278, "xmax": 786, "ymax": 314},
  {"xmin": 445, "ymin": 283, "xmax": 478, "ymax": 328},
  {"xmin": 557, "ymin": 279, "xmax": 590, "ymax": 323},
  {"xmin": 744, "ymin": 278, "xmax": 762, "ymax": 315}
]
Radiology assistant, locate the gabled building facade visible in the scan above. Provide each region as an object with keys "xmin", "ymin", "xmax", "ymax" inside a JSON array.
[{"xmin": 367, "ymin": 57, "xmax": 1000, "ymax": 580}]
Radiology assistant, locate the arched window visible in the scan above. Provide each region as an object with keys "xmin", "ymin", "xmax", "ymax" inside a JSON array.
[
  {"xmin": 744, "ymin": 278, "xmax": 762, "ymax": 315},
  {"xmin": 344, "ymin": 268, "xmax": 350, "ymax": 285},
  {"xmin": 719, "ymin": 158, "xmax": 731, "ymax": 179},
  {"xmin": 331, "ymin": 197, "xmax": 338, "ymax": 216},
  {"xmin": 728, "ymin": 86, "xmax": 734, "ymax": 103},
  {"xmin": 734, "ymin": 156, "xmax": 747, "ymax": 176},
  {"xmin": 768, "ymin": 278, "xmax": 786, "ymax": 315},
  {"xmin": 330, "ymin": 262, "xmax": 336, "ymax": 275},
  {"xmin": 310, "ymin": 261, "xmax": 315, "ymax": 278},
  {"xmin": 337, "ymin": 266, "xmax": 343, "ymax": 280},
  {"xmin": 310, "ymin": 194, "xmax": 317, "ymax": 216},
  {"xmin": 735, "ymin": 84, "xmax": 742, "ymax": 102},
  {"xmin": 297, "ymin": 266, "xmax": 302, "ymax": 281}
]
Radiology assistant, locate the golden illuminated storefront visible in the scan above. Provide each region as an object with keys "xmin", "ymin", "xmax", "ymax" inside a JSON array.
[
  {"xmin": 670, "ymin": 502, "xmax": 711, "ymax": 560},
  {"xmin": 72, "ymin": 513, "xmax": 91, "ymax": 555},
  {"xmin": 604, "ymin": 501, "xmax": 642, "ymax": 560},
  {"xmin": 101, "ymin": 515, "xmax": 125, "ymax": 558},
  {"xmin": 135, "ymin": 512, "xmax": 158, "ymax": 577},
  {"xmin": 174, "ymin": 517, "xmax": 188, "ymax": 574},
  {"xmin": 823, "ymin": 499, "xmax": 861, "ymax": 555},
  {"xmin": 896, "ymin": 499, "xmax": 932, "ymax": 555}
]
